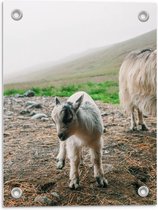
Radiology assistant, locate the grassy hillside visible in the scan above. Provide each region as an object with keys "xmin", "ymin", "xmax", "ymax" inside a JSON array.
[
  {"xmin": 4, "ymin": 81, "xmax": 119, "ymax": 104},
  {"xmin": 4, "ymin": 30, "xmax": 156, "ymax": 104},
  {"xmin": 5, "ymin": 29, "xmax": 156, "ymax": 90}
]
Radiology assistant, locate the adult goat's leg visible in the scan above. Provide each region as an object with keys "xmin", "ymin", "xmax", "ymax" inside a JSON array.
[
  {"xmin": 130, "ymin": 107, "xmax": 137, "ymax": 131},
  {"xmin": 137, "ymin": 109, "xmax": 148, "ymax": 131}
]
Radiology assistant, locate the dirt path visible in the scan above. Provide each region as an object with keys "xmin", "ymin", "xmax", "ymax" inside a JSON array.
[{"xmin": 3, "ymin": 96, "xmax": 156, "ymax": 206}]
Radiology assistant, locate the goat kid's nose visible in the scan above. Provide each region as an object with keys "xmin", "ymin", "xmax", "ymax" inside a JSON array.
[{"xmin": 58, "ymin": 133, "xmax": 64, "ymax": 140}]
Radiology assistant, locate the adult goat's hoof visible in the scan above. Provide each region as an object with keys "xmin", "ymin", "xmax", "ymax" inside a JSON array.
[
  {"xmin": 129, "ymin": 126, "xmax": 137, "ymax": 132},
  {"xmin": 138, "ymin": 124, "xmax": 149, "ymax": 131}
]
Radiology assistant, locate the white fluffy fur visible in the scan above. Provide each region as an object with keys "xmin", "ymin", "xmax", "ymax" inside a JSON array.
[
  {"xmin": 52, "ymin": 91, "xmax": 108, "ymax": 189},
  {"xmin": 119, "ymin": 49, "xmax": 156, "ymax": 130}
]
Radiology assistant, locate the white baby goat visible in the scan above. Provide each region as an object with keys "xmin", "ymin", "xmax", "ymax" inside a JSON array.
[{"xmin": 51, "ymin": 91, "xmax": 108, "ymax": 189}]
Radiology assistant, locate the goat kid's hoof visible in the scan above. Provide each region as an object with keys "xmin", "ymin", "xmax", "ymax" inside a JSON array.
[
  {"xmin": 96, "ymin": 176, "xmax": 108, "ymax": 188},
  {"xmin": 69, "ymin": 179, "xmax": 80, "ymax": 189},
  {"xmin": 56, "ymin": 159, "xmax": 65, "ymax": 169}
]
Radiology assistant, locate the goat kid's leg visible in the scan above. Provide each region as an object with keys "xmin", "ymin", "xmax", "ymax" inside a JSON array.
[
  {"xmin": 90, "ymin": 143, "xmax": 108, "ymax": 188},
  {"xmin": 137, "ymin": 109, "xmax": 148, "ymax": 131},
  {"xmin": 67, "ymin": 143, "xmax": 81, "ymax": 189},
  {"xmin": 130, "ymin": 107, "xmax": 137, "ymax": 131},
  {"xmin": 56, "ymin": 141, "xmax": 66, "ymax": 169}
]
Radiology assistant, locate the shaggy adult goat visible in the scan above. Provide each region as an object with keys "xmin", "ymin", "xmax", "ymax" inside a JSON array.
[
  {"xmin": 119, "ymin": 49, "xmax": 156, "ymax": 130},
  {"xmin": 51, "ymin": 91, "xmax": 108, "ymax": 189}
]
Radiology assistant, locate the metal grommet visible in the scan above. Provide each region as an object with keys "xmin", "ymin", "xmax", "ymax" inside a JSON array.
[
  {"xmin": 11, "ymin": 9, "xmax": 23, "ymax": 21},
  {"xmin": 138, "ymin": 186, "xmax": 149, "ymax": 197},
  {"xmin": 138, "ymin": 11, "xmax": 149, "ymax": 22},
  {"xmin": 11, "ymin": 187, "xmax": 23, "ymax": 199}
]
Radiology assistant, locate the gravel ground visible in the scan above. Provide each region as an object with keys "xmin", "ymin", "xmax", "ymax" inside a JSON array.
[{"xmin": 3, "ymin": 96, "xmax": 156, "ymax": 206}]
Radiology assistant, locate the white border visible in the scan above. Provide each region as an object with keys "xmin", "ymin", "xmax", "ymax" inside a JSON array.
[{"xmin": 0, "ymin": 0, "xmax": 157, "ymax": 210}]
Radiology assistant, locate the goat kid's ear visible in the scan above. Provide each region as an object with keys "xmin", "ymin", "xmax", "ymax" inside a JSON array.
[
  {"xmin": 55, "ymin": 97, "xmax": 61, "ymax": 106},
  {"xmin": 73, "ymin": 94, "xmax": 84, "ymax": 112}
]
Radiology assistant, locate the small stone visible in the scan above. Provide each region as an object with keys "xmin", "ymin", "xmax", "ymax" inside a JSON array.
[
  {"xmin": 22, "ymin": 124, "xmax": 30, "ymax": 129},
  {"xmin": 7, "ymin": 111, "xmax": 14, "ymax": 116},
  {"xmin": 30, "ymin": 111, "xmax": 37, "ymax": 116},
  {"xmin": 90, "ymin": 184, "xmax": 94, "ymax": 188},
  {"xmin": 4, "ymin": 115, "xmax": 12, "ymax": 119},
  {"xmin": 31, "ymin": 113, "xmax": 47, "ymax": 119},
  {"xmin": 28, "ymin": 104, "xmax": 42, "ymax": 109},
  {"xmin": 15, "ymin": 94, "xmax": 24, "ymax": 98},
  {"xmin": 34, "ymin": 195, "xmax": 52, "ymax": 205},
  {"xmin": 17, "ymin": 116, "xmax": 27, "ymax": 120},
  {"xmin": 26, "ymin": 101, "xmax": 42, "ymax": 109},
  {"xmin": 103, "ymin": 149, "xmax": 110, "ymax": 154},
  {"xmin": 20, "ymin": 110, "xmax": 30, "ymax": 115},
  {"xmin": 25, "ymin": 101, "xmax": 36, "ymax": 106},
  {"xmin": 34, "ymin": 151, "xmax": 39, "ymax": 157},
  {"xmin": 77, "ymin": 197, "xmax": 81, "ymax": 202},
  {"xmin": 41, "ymin": 117, "xmax": 49, "ymax": 121},
  {"xmin": 101, "ymin": 112, "xmax": 108, "ymax": 116},
  {"xmin": 51, "ymin": 192, "xmax": 60, "ymax": 199},
  {"xmin": 23, "ymin": 90, "xmax": 35, "ymax": 97},
  {"xmin": 4, "ymin": 132, "xmax": 10, "ymax": 137}
]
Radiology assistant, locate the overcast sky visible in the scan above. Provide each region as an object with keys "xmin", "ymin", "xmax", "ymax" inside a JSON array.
[{"xmin": 3, "ymin": 1, "xmax": 156, "ymax": 81}]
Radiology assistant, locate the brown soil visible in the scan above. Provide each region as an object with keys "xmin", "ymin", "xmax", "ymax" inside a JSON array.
[{"xmin": 3, "ymin": 96, "xmax": 156, "ymax": 206}]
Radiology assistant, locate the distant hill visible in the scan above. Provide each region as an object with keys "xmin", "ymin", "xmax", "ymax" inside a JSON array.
[{"xmin": 5, "ymin": 29, "xmax": 156, "ymax": 89}]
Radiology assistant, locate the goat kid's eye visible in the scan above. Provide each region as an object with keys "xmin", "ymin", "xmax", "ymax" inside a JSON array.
[
  {"xmin": 67, "ymin": 118, "xmax": 72, "ymax": 124},
  {"xmin": 52, "ymin": 119, "xmax": 56, "ymax": 124}
]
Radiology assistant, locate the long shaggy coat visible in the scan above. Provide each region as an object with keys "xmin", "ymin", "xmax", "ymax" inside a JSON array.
[{"xmin": 119, "ymin": 49, "xmax": 156, "ymax": 117}]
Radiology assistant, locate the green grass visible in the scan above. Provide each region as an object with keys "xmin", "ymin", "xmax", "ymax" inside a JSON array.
[{"xmin": 4, "ymin": 81, "xmax": 119, "ymax": 104}]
